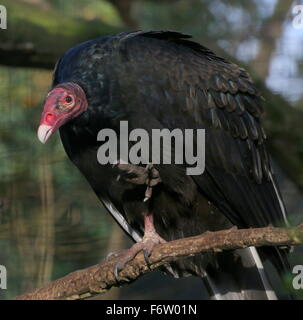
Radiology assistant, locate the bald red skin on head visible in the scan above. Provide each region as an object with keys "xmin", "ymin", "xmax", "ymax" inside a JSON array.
[{"xmin": 38, "ymin": 82, "xmax": 88, "ymax": 143}]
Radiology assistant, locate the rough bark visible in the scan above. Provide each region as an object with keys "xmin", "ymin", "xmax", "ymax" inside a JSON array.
[{"xmin": 14, "ymin": 224, "xmax": 303, "ymax": 300}]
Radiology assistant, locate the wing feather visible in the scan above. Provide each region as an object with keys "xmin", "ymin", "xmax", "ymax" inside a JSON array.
[{"xmin": 114, "ymin": 31, "xmax": 288, "ymax": 228}]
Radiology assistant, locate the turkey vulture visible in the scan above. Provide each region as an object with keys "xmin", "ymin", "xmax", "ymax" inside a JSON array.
[{"xmin": 37, "ymin": 31, "xmax": 290, "ymax": 299}]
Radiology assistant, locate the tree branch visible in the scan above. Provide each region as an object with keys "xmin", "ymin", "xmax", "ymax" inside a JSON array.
[
  {"xmin": 0, "ymin": 0, "xmax": 122, "ymax": 69},
  {"xmin": 108, "ymin": 0, "xmax": 139, "ymax": 29},
  {"xmin": 252, "ymin": 0, "xmax": 293, "ymax": 79},
  {"xmin": 14, "ymin": 224, "xmax": 303, "ymax": 300}
]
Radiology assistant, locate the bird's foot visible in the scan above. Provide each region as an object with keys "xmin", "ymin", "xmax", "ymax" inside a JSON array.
[
  {"xmin": 113, "ymin": 230, "xmax": 166, "ymax": 281},
  {"xmin": 114, "ymin": 162, "xmax": 161, "ymax": 201},
  {"xmin": 143, "ymin": 163, "xmax": 162, "ymax": 202}
]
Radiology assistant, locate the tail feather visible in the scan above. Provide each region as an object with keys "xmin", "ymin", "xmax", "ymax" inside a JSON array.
[{"xmin": 202, "ymin": 247, "xmax": 278, "ymax": 300}]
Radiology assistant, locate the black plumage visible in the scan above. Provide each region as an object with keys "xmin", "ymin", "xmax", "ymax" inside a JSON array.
[{"xmin": 43, "ymin": 30, "xmax": 290, "ymax": 299}]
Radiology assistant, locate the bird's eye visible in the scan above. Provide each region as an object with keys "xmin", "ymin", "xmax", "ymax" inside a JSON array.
[{"xmin": 65, "ymin": 96, "xmax": 73, "ymax": 103}]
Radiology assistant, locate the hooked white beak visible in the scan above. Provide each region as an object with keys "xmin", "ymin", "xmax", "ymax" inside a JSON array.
[{"xmin": 37, "ymin": 124, "xmax": 53, "ymax": 144}]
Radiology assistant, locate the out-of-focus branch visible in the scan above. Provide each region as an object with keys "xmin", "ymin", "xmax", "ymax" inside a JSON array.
[
  {"xmin": 108, "ymin": 0, "xmax": 139, "ymax": 29},
  {"xmin": 14, "ymin": 224, "xmax": 303, "ymax": 300},
  {"xmin": 0, "ymin": 0, "xmax": 121, "ymax": 69},
  {"xmin": 252, "ymin": 0, "xmax": 293, "ymax": 79}
]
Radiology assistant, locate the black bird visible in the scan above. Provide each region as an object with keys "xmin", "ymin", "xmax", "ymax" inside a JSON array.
[{"xmin": 38, "ymin": 31, "xmax": 290, "ymax": 299}]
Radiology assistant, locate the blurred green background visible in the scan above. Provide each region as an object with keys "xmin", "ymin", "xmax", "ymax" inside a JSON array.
[{"xmin": 0, "ymin": 0, "xmax": 302, "ymax": 299}]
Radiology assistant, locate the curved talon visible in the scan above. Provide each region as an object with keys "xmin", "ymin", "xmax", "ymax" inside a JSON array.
[
  {"xmin": 114, "ymin": 162, "xmax": 161, "ymax": 202},
  {"xmin": 114, "ymin": 264, "xmax": 122, "ymax": 282},
  {"xmin": 143, "ymin": 186, "xmax": 153, "ymax": 202},
  {"xmin": 143, "ymin": 249, "xmax": 151, "ymax": 264}
]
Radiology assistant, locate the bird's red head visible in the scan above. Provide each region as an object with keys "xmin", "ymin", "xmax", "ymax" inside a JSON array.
[{"xmin": 37, "ymin": 82, "xmax": 88, "ymax": 143}]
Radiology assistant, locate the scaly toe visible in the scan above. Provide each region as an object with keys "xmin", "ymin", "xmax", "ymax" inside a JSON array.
[{"xmin": 112, "ymin": 235, "xmax": 166, "ymax": 281}]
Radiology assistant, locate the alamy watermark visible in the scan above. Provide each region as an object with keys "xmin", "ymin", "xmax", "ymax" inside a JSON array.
[
  {"xmin": 293, "ymin": 5, "xmax": 303, "ymax": 29},
  {"xmin": 97, "ymin": 121, "xmax": 205, "ymax": 175},
  {"xmin": 0, "ymin": 265, "xmax": 7, "ymax": 290},
  {"xmin": 292, "ymin": 265, "xmax": 303, "ymax": 290},
  {"xmin": 0, "ymin": 5, "xmax": 7, "ymax": 30}
]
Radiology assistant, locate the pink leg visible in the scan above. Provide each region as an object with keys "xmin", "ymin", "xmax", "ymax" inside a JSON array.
[{"xmin": 113, "ymin": 213, "xmax": 166, "ymax": 280}]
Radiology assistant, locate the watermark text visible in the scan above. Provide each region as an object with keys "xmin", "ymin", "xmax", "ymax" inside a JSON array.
[
  {"xmin": 0, "ymin": 5, "xmax": 7, "ymax": 30},
  {"xmin": 97, "ymin": 121, "xmax": 205, "ymax": 175},
  {"xmin": 292, "ymin": 265, "xmax": 303, "ymax": 290},
  {"xmin": 0, "ymin": 265, "xmax": 7, "ymax": 289},
  {"xmin": 293, "ymin": 5, "xmax": 303, "ymax": 29}
]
